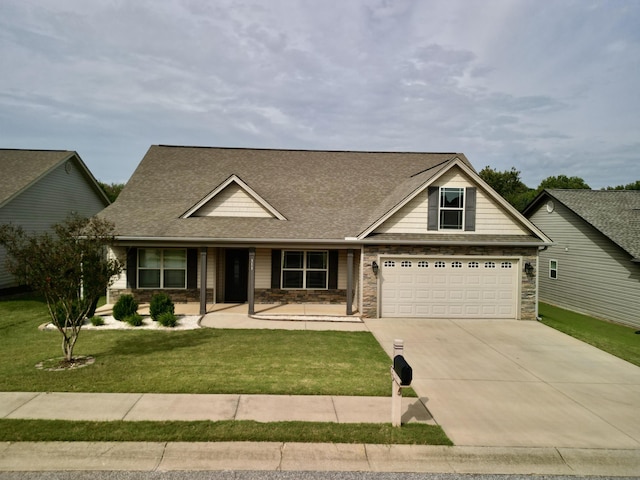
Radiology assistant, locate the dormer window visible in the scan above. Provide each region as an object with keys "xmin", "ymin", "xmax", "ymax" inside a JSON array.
[{"xmin": 439, "ymin": 187, "xmax": 464, "ymax": 230}]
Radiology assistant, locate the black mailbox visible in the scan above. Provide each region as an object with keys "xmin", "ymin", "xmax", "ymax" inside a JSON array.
[{"xmin": 393, "ymin": 355, "xmax": 412, "ymax": 386}]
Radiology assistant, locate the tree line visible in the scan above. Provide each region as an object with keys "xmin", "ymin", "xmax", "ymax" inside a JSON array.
[{"xmin": 478, "ymin": 167, "xmax": 640, "ymax": 212}]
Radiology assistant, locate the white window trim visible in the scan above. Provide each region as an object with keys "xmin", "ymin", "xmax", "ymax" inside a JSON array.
[
  {"xmin": 438, "ymin": 187, "xmax": 465, "ymax": 231},
  {"xmin": 138, "ymin": 248, "xmax": 187, "ymax": 289},
  {"xmin": 549, "ymin": 259, "xmax": 558, "ymax": 279},
  {"xmin": 281, "ymin": 250, "xmax": 329, "ymax": 290}
]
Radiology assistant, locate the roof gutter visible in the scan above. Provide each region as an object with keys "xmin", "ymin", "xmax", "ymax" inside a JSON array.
[{"xmin": 114, "ymin": 235, "xmax": 552, "ymax": 248}]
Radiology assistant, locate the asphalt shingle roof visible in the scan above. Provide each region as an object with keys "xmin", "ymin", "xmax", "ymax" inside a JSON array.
[
  {"xmin": 0, "ymin": 149, "xmax": 76, "ymax": 207},
  {"xmin": 99, "ymin": 145, "xmax": 471, "ymax": 241},
  {"xmin": 544, "ymin": 189, "xmax": 640, "ymax": 260}
]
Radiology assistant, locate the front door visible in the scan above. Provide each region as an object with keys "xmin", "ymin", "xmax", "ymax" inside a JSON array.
[{"xmin": 224, "ymin": 249, "xmax": 248, "ymax": 303}]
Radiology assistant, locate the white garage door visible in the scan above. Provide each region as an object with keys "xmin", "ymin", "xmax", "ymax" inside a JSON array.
[{"xmin": 380, "ymin": 257, "xmax": 519, "ymax": 318}]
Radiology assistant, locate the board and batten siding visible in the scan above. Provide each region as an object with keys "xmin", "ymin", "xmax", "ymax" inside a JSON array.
[
  {"xmin": 0, "ymin": 160, "xmax": 108, "ymax": 289},
  {"xmin": 192, "ymin": 183, "xmax": 273, "ymax": 217},
  {"xmin": 374, "ymin": 168, "xmax": 529, "ymax": 235},
  {"xmin": 530, "ymin": 200, "xmax": 640, "ymax": 328}
]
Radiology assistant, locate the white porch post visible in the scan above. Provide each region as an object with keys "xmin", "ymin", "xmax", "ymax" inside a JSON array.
[
  {"xmin": 248, "ymin": 247, "xmax": 256, "ymax": 315},
  {"xmin": 199, "ymin": 247, "xmax": 207, "ymax": 315},
  {"xmin": 347, "ymin": 249, "xmax": 354, "ymax": 315}
]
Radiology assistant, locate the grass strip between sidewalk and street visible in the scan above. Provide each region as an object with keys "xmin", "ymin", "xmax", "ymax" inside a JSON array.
[
  {"xmin": 0, "ymin": 419, "xmax": 452, "ymax": 445},
  {"xmin": 539, "ymin": 302, "xmax": 640, "ymax": 367}
]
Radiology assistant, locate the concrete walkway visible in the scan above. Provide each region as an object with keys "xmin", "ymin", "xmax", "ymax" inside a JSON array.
[{"xmin": 0, "ymin": 392, "xmax": 431, "ymax": 424}]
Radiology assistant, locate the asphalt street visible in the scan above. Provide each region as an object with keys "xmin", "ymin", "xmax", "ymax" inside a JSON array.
[{"xmin": 1, "ymin": 473, "xmax": 638, "ymax": 480}]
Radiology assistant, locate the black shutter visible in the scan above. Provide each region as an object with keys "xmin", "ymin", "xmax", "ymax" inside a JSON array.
[
  {"xmin": 328, "ymin": 250, "xmax": 339, "ymax": 289},
  {"xmin": 187, "ymin": 248, "xmax": 198, "ymax": 288},
  {"xmin": 126, "ymin": 247, "xmax": 137, "ymax": 289},
  {"xmin": 271, "ymin": 249, "xmax": 281, "ymax": 288},
  {"xmin": 427, "ymin": 186, "xmax": 439, "ymax": 231},
  {"xmin": 465, "ymin": 187, "xmax": 476, "ymax": 231}
]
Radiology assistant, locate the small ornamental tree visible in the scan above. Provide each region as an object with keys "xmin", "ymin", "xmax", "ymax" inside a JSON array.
[{"xmin": 0, "ymin": 215, "xmax": 123, "ymax": 362}]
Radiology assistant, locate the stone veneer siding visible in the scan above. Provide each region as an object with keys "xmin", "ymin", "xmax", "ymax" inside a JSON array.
[
  {"xmin": 254, "ymin": 289, "xmax": 347, "ymax": 304},
  {"xmin": 109, "ymin": 288, "xmax": 214, "ymax": 304},
  {"xmin": 361, "ymin": 245, "xmax": 538, "ymax": 320}
]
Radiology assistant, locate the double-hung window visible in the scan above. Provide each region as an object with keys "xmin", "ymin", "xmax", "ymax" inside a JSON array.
[
  {"xmin": 439, "ymin": 187, "xmax": 465, "ymax": 230},
  {"xmin": 549, "ymin": 259, "xmax": 558, "ymax": 279},
  {"xmin": 282, "ymin": 250, "xmax": 328, "ymax": 289},
  {"xmin": 138, "ymin": 248, "xmax": 187, "ymax": 289}
]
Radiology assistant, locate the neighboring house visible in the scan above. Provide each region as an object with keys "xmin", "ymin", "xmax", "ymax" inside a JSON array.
[
  {"xmin": 524, "ymin": 189, "xmax": 640, "ymax": 328},
  {"xmin": 0, "ymin": 149, "xmax": 110, "ymax": 291},
  {"xmin": 99, "ymin": 145, "xmax": 551, "ymax": 319}
]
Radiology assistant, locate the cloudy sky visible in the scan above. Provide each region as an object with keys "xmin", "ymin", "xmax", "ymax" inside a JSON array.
[{"xmin": 1, "ymin": 0, "xmax": 639, "ymax": 189}]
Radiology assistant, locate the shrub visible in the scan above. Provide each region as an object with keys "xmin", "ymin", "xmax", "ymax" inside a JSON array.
[
  {"xmin": 124, "ymin": 313, "xmax": 144, "ymax": 327},
  {"xmin": 150, "ymin": 293, "xmax": 174, "ymax": 321},
  {"xmin": 90, "ymin": 316, "xmax": 105, "ymax": 327},
  {"xmin": 112, "ymin": 294, "xmax": 138, "ymax": 321},
  {"xmin": 157, "ymin": 311, "xmax": 178, "ymax": 328}
]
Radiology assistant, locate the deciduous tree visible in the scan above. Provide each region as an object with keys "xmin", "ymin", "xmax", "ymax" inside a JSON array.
[{"xmin": 0, "ymin": 215, "xmax": 123, "ymax": 363}]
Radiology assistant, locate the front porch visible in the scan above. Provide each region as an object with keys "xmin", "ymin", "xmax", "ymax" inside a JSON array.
[{"xmin": 96, "ymin": 302, "xmax": 361, "ymax": 322}]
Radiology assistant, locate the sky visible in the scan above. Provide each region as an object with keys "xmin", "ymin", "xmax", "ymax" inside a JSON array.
[{"xmin": 1, "ymin": 0, "xmax": 639, "ymax": 189}]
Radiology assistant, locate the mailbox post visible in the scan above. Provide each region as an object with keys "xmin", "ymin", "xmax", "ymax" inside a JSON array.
[{"xmin": 391, "ymin": 339, "xmax": 412, "ymax": 427}]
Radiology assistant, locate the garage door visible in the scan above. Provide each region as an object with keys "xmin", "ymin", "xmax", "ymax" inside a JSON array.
[{"xmin": 380, "ymin": 257, "xmax": 519, "ymax": 318}]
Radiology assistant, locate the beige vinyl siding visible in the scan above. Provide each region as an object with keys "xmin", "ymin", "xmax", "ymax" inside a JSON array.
[
  {"xmin": 374, "ymin": 168, "xmax": 529, "ymax": 235},
  {"xmin": 108, "ymin": 246, "xmax": 127, "ymax": 291},
  {"xmin": 196, "ymin": 247, "xmax": 217, "ymax": 292},
  {"xmin": 192, "ymin": 183, "xmax": 273, "ymax": 217},
  {"xmin": 0, "ymin": 160, "xmax": 108, "ymax": 289},
  {"xmin": 255, "ymin": 248, "xmax": 271, "ymax": 289},
  {"xmin": 530, "ymin": 201, "xmax": 640, "ymax": 328}
]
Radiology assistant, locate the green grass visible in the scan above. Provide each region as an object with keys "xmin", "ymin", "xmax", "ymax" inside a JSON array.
[
  {"xmin": 0, "ymin": 295, "xmax": 441, "ymax": 444},
  {"xmin": 0, "ymin": 296, "xmax": 393, "ymax": 396},
  {"xmin": 0, "ymin": 419, "xmax": 451, "ymax": 445},
  {"xmin": 539, "ymin": 302, "xmax": 640, "ymax": 367}
]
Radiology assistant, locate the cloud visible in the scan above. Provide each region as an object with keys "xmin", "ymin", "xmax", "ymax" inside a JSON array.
[{"xmin": 0, "ymin": 0, "xmax": 638, "ymax": 189}]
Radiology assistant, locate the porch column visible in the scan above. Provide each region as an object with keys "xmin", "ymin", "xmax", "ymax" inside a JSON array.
[
  {"xmin": 199, "ymin": 247, "xmax": 207, "ymax": 315},
  {"xmin": 248, "ymin": 247, "xmax": 256, "ymax": 315},
  {"xmin": 346, "ymin": 249, "xmax": 354, "ymax": 315}
]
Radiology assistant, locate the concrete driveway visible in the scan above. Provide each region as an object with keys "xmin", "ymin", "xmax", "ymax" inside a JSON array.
[{"xmin": 365, "ymin": 318, "xmax": 640, "ymax": 449}]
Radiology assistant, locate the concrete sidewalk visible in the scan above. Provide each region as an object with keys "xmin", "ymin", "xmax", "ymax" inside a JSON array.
[{"xmin": 0, "ymin": 392, "xmax": 432, "ymax": 424}]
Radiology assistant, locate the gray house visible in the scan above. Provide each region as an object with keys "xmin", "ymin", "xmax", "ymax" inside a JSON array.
[
  {"xmin": 524, "ymin": 189, "xmax": 640, "ymax": 328},
  {"xmin": 100, "ymin": 145, "xmax": 551, "ymax": 319},
  {"xmin": 0, "ymin": 149, "xmax": 110, "ymax": 291}
]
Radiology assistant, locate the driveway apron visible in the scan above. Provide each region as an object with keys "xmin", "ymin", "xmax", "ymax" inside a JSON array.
[{"xmin": 365, "ymin": 318, "xmax": 640, "ymax": 448}]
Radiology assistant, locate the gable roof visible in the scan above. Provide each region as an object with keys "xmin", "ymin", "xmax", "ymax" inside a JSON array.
[
  {"xmin": 525, "ymin": 189, "xmax": 640, "ymax": 261},
  {"xmin": 0, "ymin": 149, "xmax": 110, "ymax": 209},
  {"xmin": 100, "ymin": 145, "xmax": 547, "ymax": 244},
  {"xmin": 182, "ymin": 174, "xmax": 287, "ymax": 220}
]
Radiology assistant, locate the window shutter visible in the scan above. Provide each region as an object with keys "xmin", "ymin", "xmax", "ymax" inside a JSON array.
[
  {"xmin": 328, "ymin": 250, "xmax": 339, "ymax": 289},
  {"xmin": 187, "ymin": 248, "xmax": 198, "ymax": 288},
  {"xmin": 465, "ymin": 187, "xmax": 476, "ymax": 231},
  {"xmin": 427, "ymin": 186, "xmax": 439, "ymax": 231},
  {"xmin": 126, "ymin": 247, "xmax": 137, "ymax": 289},
  {"xmin": 271, "ymin": 249, "xmax": 281, "ymax": 289}
]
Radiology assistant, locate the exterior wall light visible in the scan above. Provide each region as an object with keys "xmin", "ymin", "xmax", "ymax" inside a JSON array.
[
  {"xmin": 372, "ymin": 261, "xmax": 379, "ymax": 275},
  {"xmin": 524, "ymin": 261, "xmax": 535, "ymax": 276}
]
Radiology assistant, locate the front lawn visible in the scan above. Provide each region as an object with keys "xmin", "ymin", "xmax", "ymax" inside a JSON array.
[
  {"xmin": 0, "ymin": 295, "xmax": 451, "ymax": 445},
  {"xmin": 0, "ymin": 296, "xmax": 391, "ymax": 396},
  {"xmin": 539, "ymin": 302, "xmax": 640, "ymax": 367}
]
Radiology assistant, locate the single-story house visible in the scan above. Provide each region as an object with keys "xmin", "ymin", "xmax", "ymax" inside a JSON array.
[
  {"xmin": 99, "ymin": 145, "xmax": 551, "ymax": 319},
  {"xmin": 524, "ymin": 189, "xmax": 640, "ymax": 328},
  {"xmin": 0, "ymin": 149, "xmax": 110, "ymax": 291}
]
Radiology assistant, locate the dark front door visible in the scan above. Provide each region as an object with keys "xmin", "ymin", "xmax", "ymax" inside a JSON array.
[{"xmin": 224, "ymin": 249, "xmax": 248, "ymax": 303}]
